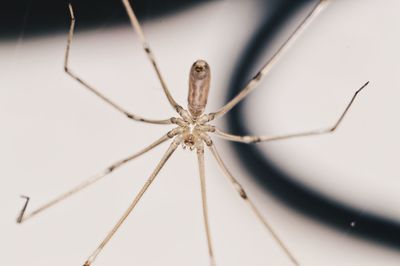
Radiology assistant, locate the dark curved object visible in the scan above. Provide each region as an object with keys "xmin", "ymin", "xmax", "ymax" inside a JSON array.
[
  {"xmin": 226, "ymin": 0, "xmax": 400, "ymax": 249},
  {"xmin": 0, "ymin": 0, "xmax": 211, "ymax": 39}
]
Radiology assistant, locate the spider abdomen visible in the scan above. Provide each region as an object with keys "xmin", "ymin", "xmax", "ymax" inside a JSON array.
[{"xmin": 188, "ymin": 60, "xmax": 210, "ymax": 118}]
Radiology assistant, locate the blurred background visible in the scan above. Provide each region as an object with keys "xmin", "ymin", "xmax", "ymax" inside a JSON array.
[{"xmin": 1, "ymin": 0, "xmax": 400, "ymax": 265}]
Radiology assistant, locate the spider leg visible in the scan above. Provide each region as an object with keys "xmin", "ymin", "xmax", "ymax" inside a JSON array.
[
  {"xmin": 207, "ymin": 142, "xmax": 299, "ymax": 266},
  {"xmin": 64, "ymin": 4, "xmax": 172, "ymax": 125},
  {"xmin": 121, "ymin": 0, "xmax": 183, "ymax": 113},
  {"xmin": 209, "ymin": 0, "xmax": 329, "ymax": 121},
  {"xmin": 196, "ymin": 143, "xmax": 216, "ymax": 266},
  {"xmin": 83, "ymin": 136, "xmax": 181, "ymax": 266},
  {"xmin": 17, "ymin": 131, "xmax": 175, "ymax": 224},
  {"xmin": 212, "ymin": 81, "xmax": 368, "ymax": 144}
]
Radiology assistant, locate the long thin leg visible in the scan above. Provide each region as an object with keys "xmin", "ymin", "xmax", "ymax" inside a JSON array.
[
  {"xmin": 212, "ymin": 81, "xmax": 368, "ymax": 144},
  {"xmin": 121, "ymin": 0, "xmax": 183, "ymax": 113},
  {"xmin": 65, "ymin": 4, "xmax": 173, "ymax": 125},
  {"xmin": 196, "ymin": 143, "xmax": 216, "ymax": 266},
  {"xmin": 83, "ymin": 137, "xmax": 181, "ymax": 266},
  {"xmin": 207, "ymin": 142, "xmax": 299, "ymax": 266},
  {"xmin": 17, "ymin": 132, "xmax": 172, "ymax": 224},
  {"xmin": 209, "ymin": 0, "xmax": 329, "ymax": 121}
]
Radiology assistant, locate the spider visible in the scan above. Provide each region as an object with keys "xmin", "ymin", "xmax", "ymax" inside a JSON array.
[{"xmin": 16, "ymin": 0, "xmax": 368, "ymax": 265}]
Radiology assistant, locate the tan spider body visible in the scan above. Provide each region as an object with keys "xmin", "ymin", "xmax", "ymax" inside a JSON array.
[{"xmin": 170, "ymin": 59, "xmax": 214, "ymax": 151}]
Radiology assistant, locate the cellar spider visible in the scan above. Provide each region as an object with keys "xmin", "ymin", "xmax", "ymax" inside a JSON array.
[{"xmin": 16, "ymin": 0, "xmax": 368, "ymax": 265}]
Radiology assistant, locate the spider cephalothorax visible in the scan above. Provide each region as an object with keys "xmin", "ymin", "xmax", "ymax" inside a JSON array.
[
  {"xmin": 179, "ymin": 123, "xmax": 215, "ymax": 151},
  {"xmin": 169, "ymin": 112, "xmax": 215, "ymax": 151}
]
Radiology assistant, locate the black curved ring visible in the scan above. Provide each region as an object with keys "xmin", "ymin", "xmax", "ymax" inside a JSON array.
[{"xmin": 226, "ymin": 0, "xmax": 400, "ymax": 249}]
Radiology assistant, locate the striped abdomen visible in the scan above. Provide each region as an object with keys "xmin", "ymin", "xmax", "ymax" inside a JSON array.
[{"xmin": 188, "ymin": 60, "xmax": 211, "ymax": 118}]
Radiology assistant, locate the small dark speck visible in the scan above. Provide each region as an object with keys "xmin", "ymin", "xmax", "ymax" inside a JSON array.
[{"xmin": 253, "ymin": 72, "xmax": 262, "ymax": 81}]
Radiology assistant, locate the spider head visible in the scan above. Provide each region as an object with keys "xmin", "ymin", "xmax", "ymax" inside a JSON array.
[
  {"xmin": 183, "ymin": 134, "xmax": 195, "ymax": 148},
  {"xmin": 181, "ymin": 127, "xmax": 200, "ymax": 151},
  {"xmin": 188, "ymin": 59, "xmax": 211, "ymax": 118}
]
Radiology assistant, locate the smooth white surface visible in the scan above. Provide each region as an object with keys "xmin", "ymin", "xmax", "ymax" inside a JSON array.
[{"xmin": 1, "ymin": 1, "xmax": 399, "ymax": 266}]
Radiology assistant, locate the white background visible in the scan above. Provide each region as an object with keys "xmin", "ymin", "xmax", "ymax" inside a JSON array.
[{"xmin": 1, "ymin": 1, "xmax": 400, "ymax": 266}]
